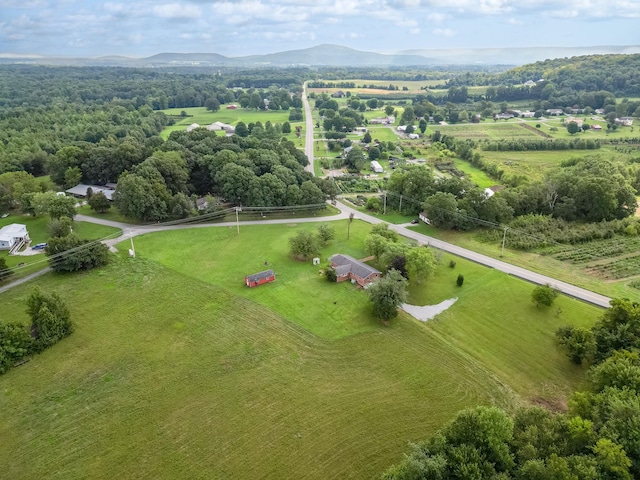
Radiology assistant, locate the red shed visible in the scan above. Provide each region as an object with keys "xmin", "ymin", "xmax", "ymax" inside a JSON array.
[{"xmin": 245, "ymin": 269, "xmax": 275, "ymax": 288}]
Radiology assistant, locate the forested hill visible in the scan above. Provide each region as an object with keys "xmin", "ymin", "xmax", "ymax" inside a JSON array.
[{"xmin": 448, "ymin": 54, "xmax": 640, "ymax": 96}]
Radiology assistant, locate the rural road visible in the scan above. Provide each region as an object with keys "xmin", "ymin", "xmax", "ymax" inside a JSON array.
[
  {"xmin": 302, "ymin": 81, "xmax": 315, "ymax": 175},
  {"xmin": 2, "ymin": 207, "xmax": 612, "ymax": 309},
  {"xmin": 333, "ymin": 201, "xmax": 612, "ymax": 309}
]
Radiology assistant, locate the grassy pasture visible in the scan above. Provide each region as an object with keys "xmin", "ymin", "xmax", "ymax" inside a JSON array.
[
  {"xmin": 0, "ymin": 220, "xmax": 603, "ymax": 479},
  {"xmin": 159, "ymin": 106, "xmax": 301, "ymax": 140},
  {"xmin": 435, "ymin": 122, "xmax": 547, "ymax": 141}
]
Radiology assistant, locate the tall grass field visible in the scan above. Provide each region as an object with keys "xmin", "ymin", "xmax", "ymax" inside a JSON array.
[{"xmin": 0, "ymin": 220, "xmax": 602, "ymax": 479}]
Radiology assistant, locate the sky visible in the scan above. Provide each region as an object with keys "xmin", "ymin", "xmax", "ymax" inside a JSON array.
[{"xmin": 1, "ymin": 0, "xmax": 639, "ymax": 58}]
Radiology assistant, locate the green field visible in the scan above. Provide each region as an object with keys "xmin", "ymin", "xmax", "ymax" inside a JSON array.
[
  {"xmin": 409, "ymin": 223, "xmax": 640, "ymax": 301},
  {"xmin": 436, "ymin": 122, "xmax": 547, "ymax": 141},
  {"xmin": 0, "ymin": 220, "xmax": 603, "ymax": 479},
  {"xmin": 159, "ymin": 106, "xmax": 301, "ymax": 140}
]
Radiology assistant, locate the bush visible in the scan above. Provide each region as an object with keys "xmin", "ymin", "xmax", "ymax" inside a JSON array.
[
  {"xmin": 45, "ymin": 235, "xmax": 110, "ymax": 272},
  {"xmin": 325, "ymin": 265, "xmax": 337, "ymax": 282},
  {"xmin": 26, "ymin": 287, "xmax": 72, "ymax": 353},
  {"xmin": 531, "ymin": 284, "xmax": 559, "ymax": 308},
  {"xmin": 456, "ymin": 274, "xmax": 464, "ymax": 286},
  {"xmin": 449, "ymin": 260, "xmax": 456, "ymax": 269},
  {"xmin": 0, "ymin": 322, "xmax": 32, "ymax": 374},
  {"xmin": 0, "ymin": 257, "xmax": 13, "ymax": 282}
]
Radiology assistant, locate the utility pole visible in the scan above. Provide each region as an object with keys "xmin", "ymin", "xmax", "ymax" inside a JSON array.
[
  {"xmin": 383, "ymin": 192, "xmax": 387, "ymax": 214},
  {"xmin": 347, "ymin": 212, "xmax": 354, "ymax": 239},
  {"xmin": 235, "ymin": 207, "xmax": 240, "ymax": 235},
  {"xmin": 501, "ymin": 227, "xmax": 508, "ymax": 257},
  {"xmin": 399, "ymin": 194, "xmax": 403, "ymax": 213}
]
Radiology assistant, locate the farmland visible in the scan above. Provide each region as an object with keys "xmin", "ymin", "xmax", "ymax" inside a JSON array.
[
  {"xmin": 159, "ymin": 106, "xmax": 302, "ymax": 140},
  {"xmin": 434, "ymin": 121, "xmax": 547, "ymax": 141},
  {"xmin": 0, "ymin": 220, "xmax": 602, "ymax": 479}
]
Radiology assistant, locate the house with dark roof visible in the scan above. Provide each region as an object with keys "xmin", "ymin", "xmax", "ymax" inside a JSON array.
[
  {"xmin": 329, "ymin": 254, "xmax": 381, "ymax": 287},
  {"xmin": 65, "ymin": 183, "xmax": 115, "ymax": 201},
  {"xmin": 245, "ymin": 269, "xmax": 275, "ymax": 288}
]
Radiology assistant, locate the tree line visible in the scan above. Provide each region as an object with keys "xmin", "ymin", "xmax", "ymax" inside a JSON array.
[
  {"xmin": 384, "ymin": 298, "xmax": 640, "ymax": 479},
  {"xmin": 0, "ymin": 288, "xmax": 72, "ymax": 375}
]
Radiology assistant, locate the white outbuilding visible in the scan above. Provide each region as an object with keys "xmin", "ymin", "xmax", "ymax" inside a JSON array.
[{"xmin": 370, "ymin": 161, "xmax": 383, "ymax": 173}]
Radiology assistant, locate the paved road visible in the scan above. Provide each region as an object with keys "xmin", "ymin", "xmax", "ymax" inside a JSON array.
[
  {"xmin": 302, "ymin": 81, "xmax": 315, "ymax": 175},
  {"xmin": 3, "ymin": 207, "xmax": 612, "ymax": 308},
  {"xmin": 0, "ymin": 267, "xmax": 51, "ymax": 294},
  {"xmin": 333, "ymin": 201, "xmax": 612, "ymax": 308}
]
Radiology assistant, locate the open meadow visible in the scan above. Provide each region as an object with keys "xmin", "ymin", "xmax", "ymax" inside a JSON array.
[
  {"xmin": 0, "ymin": 219, "xmax": 603, "ymax": 479},
  {"xmin": 159, "ymin": 106, "xmax": 302, "ymax": 140}
]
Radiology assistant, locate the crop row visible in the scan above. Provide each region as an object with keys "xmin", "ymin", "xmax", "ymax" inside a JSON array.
[{"xmin": 586, "ymin": 255, "xmax": 640, "ymax": 279}]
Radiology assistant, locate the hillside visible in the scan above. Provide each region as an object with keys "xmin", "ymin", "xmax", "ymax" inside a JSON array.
[{"xmin": 2, "ymin": 44, "xmax": 639, "ymax": 68}]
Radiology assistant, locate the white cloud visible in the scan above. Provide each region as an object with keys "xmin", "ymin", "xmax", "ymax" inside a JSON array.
[
  {"xmin": 427, "ymin": 12, "xmax": 450, "ymax": 23},
  {"xmin": 432, "ymin": 28, "xmax": 455, "ymax": 37},
  {"xmin": 153, "ymin": 4, "xmax": 202, "ymax": 19}
]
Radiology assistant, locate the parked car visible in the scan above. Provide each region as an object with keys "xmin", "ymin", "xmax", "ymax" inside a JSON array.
[
  {"xmin": 32, "ymin": 243, "xmax": 47, "ymax": 250},
  {"xmin": 410, "ymin": 219, "xmax": 419, "ymax": 224},
  {"xmin": 1, "ymin": 213, "xmax": 8, "ymax": 218}
]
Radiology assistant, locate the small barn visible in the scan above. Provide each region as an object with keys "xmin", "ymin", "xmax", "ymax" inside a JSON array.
[{"xmin": 245, "ymin": 269, "xmax": 275, "ymax": 288}]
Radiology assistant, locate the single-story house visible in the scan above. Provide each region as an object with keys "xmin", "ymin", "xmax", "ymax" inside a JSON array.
[
  {"xmin": 591, "ymin": 124, "xmax": 602, "ymax": 130},
  {"xmin": 370, "ymin": 161, "xmax": 383, "ymax": 173},
  {"xmin": 594, "ymin": 109, "xmax": 605, "ymax": 115},
  {"xmin": 206, "ymin": 122, "xmax": 236, "ymax": 135},
  {"xmin": 186, "ymin": 123, "xmax": 200, "ymax": 132},
  {"xmin": 329, "ymin": 254, "xmax": 381, "ymax": 287},
  {"xmin": 408, "ymin": 133, "xmax": 420, "ymax": 139},
  {"xmin": 494, "ymin": 113, "xmax": 514, "ymax": 120},
  {"xmin": 545, "ymin": 109, "xmax": 564, "ymax": 116},
  {"xmin": 369, "ymin": 116, "xmax": 394, "ymax": 125},
  {"xmin": 397, "ymin": 125, "xmax": 407, "ymax": 131},
  {"xmin": 66, "ymin": 184, "xmax": 115, "ymax": 201},
  {"xmin": 521, "ymin": 111, "xmax": 536, "ymax": 118},
  {"xmin": 245, "ymin": 269, "xmax": 275, "ymax": 288},
  {"xmin": 524, "ymin": 80, "xmax": 536, "ymax": 87},
  {"xmin": 0, "ymin": 223, "xmax": 29, "ymax": 251},
  {"xmin": 616, "ymin": 117, "xmax": 634, "ymax": 126},
  {"xmin": 331, "ymin": 90, "xmax": 346, "ymax": 98},
  {"xmin": 566, "ymin": 118, "xmax": 583, "ymax": 128}
]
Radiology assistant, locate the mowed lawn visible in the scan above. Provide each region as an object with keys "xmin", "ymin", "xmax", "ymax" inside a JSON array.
[
  {"xmin": 159, "ymin": 106, "xmax": 299, "ymax": 139},
  {"xmin": 0, "ymin": 220, "xmax": 602, "ymax": 479}
]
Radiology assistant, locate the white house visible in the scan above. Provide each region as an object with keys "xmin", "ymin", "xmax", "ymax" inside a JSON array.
[
  {"xmin": 186, "ymin": 123, "xmax": 200, "ymax": 132},
  {"xmin": 370, "ymin": 161, "xmax": 383, "ymax": 173},
  {"xmin": 0, "ymin": 223, "xmax": 29, "ymax": 251},
  {"xmin": 66, "ymin": 184, "xmax": 115, "ymax": 201},
  {"xmin": 206, "ymin": 122, "xmax": 236, "ymax": 135},
  {"xmin": 408, "ymin": 133, "xmax": 420, "ymax": 139}
]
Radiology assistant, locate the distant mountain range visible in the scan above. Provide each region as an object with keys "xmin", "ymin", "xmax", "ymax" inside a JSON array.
[{"xmin": 1, "ymin": 44, "xmax": 639, "ymax": 68}]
